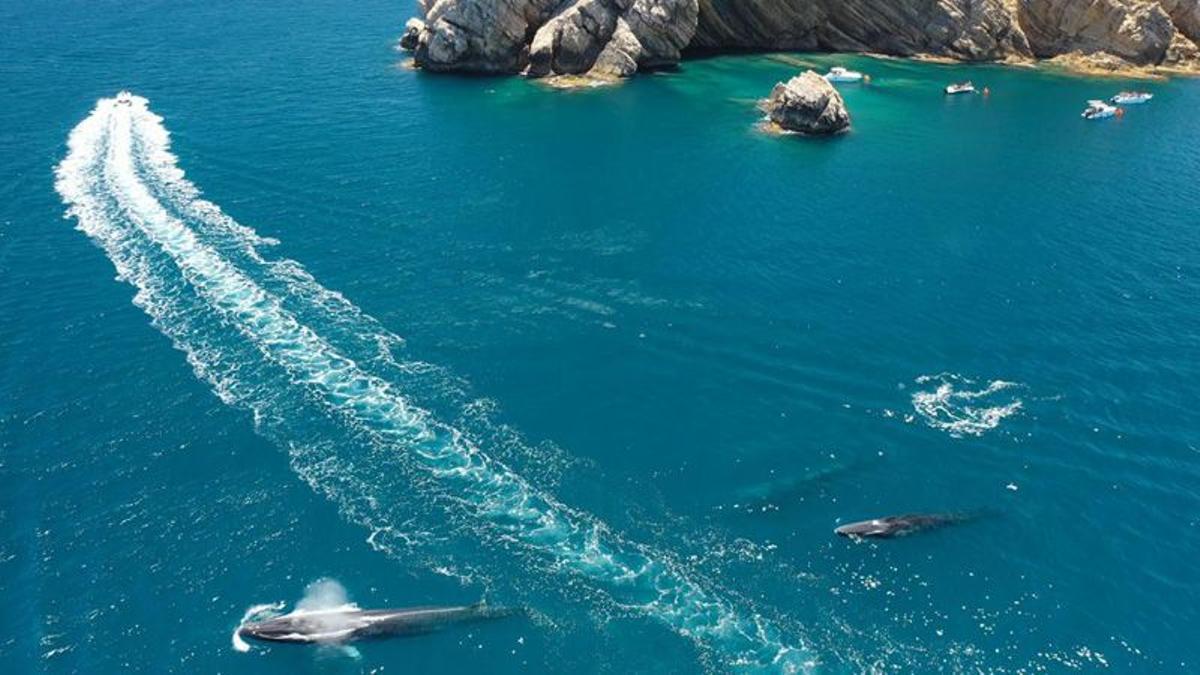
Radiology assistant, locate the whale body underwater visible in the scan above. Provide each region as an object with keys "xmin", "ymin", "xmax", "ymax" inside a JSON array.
[
  {"xmin": 237, "ymin": 603, "xmax": 516, "ymax": 645},
  {"xmin": 834, "ymin": 513, "xmax": 967, "ymax": 539}
]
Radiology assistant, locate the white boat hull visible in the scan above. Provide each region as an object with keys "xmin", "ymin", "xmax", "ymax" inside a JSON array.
[{"xmin": 824, "ymin": 68, "xmax": 864, "ymax": 83}]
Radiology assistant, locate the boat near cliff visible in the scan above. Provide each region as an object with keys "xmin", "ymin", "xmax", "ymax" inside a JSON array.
[
  {"xmin": 1082, "ymin": 100, "xmax": 1120, "ymax": 119},
  {"xmin": 1111, "ymin": 91, "xmax": 1153, "ymax": 104},
  {"xmin": 945, "ymin": 81, "xmax": 976, "ymax": 95},
  {"xmin": 823, "ymin": 66, "xmax": 865, "ymax": 83}
]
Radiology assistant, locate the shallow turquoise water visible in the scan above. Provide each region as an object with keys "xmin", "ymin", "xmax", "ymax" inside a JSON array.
[{"xmin": 3, "ymin": 1, "xmax": 1199, "ymax": 672}]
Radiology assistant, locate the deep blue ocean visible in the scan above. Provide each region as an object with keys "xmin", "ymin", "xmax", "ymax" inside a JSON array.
[{"xmin": 3, "ymin": 1, "xmax": 1199, "ymax": 672}]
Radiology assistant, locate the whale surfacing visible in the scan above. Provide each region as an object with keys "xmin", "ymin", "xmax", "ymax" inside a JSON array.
[
  {"xmin": 834, "ymin": 513, "xmax": 964, "ymax": 539},
  {"xmin": 237, "ymin": 603, "xmax": 514, "ymax": 645}
]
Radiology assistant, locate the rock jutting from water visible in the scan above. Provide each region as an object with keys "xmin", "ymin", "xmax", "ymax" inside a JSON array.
[
  {"xmin": 401, "ymin": 0, "xmax": 696, "ymax": 80},
  {"xmin": 760, "ymin": 70, "xmax": 851, "ymax": 136},
  {"xmin": 399, "ymin": 17, "xmax": 424, "ymax": 51},
  {"xmin": 396, "ymin": 0, "xmax": 1200, "ymax": 81}
]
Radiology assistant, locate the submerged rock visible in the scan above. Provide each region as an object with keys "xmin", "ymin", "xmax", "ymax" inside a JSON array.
[{"xmin": 761, "ymin": 70, "xmax": 850, "ymax": 136}]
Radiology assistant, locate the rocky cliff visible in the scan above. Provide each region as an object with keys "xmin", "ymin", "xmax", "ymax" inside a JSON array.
[
  {"xmin": 1019, "ymin": 0, "xmax": 1174, "ymax": 63},
  {"xmin": 692, "ymin": 0, "xmax": 1031, "ymax": 61},
  {"xmin": 402, "ymin": 0, "xmax": 1200, "ymax": 78},
  {"xmin": 409, "ymin": 0, "xmax": 696, "ymax": 78}
]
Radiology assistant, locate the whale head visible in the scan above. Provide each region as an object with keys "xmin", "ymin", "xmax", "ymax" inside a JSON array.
[
  {"xmin": 238, "ymin": 609, "xmax": 363, "ymax": 644},
  {"xmin": 835, "ymin": 518, "xmax": 895, "ymax": 538}
]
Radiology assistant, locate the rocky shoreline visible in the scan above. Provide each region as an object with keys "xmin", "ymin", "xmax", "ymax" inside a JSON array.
[{"xmin": 397, "ymin": 0, "xmax": 1200, "ymax": 84}]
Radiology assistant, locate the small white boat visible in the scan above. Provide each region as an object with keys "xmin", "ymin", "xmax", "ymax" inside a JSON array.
[
  {"xmin": 824, "ymin": 67, "xmax": 865, "ymax": 83},
  {"xmin": 116, "ymin": 91, "xmax": 133, "ymax": 106},
  {"xmin": 1110, "ymin": 91, "xmax": 1152, "ymax": 105},
  {"xmin": 1081, "ymin": 100, "xmax": 1119, "ymax": 120},
  {"xmin": 945, "ymin": 81, "xmax": 976, "ymax": 95}
]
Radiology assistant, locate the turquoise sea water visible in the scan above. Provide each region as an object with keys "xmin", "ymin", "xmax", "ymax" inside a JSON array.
[{"xmin": 3, "ymin": 0, "xmax": 1199, "ymax": 672}]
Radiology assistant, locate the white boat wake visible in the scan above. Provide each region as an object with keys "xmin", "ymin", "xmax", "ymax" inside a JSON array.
[{"xmin": 55, "ymin": 93, "xmax": 810, "ymax": 672}]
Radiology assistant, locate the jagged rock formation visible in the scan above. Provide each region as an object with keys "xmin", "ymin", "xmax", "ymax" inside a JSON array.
[
  {"xmin": 399, "ymin": 0, "xmax": 1200, "ymax": 79},
  {"xmin": 1159, "ymin": 0, "xmax": 1200, "ymax": 40},
  {"xmin": 399, "ymin": 17, "xmax": 424, "ymax": 51},
  {"xmin": 1018, "ymin": 0, "xmax": 1200, "ymax": 69},
  {"xmin": 527, "ymin": 0, "xmax": 697, "ymax": 78},
  {"xmin": 693, "ymin": 0, "xmax": 1031, "ymax": 61},
  {"xmin": 760, "ymin": 70, "xmax": 850, "ymax": 135},
  {"xmin": 408, "ymin": 0, "xmax": 695, "ymax": 79},
  {"xmin": 1018, "ymin": 0, "xmax": 1174, "ymax": 63}
]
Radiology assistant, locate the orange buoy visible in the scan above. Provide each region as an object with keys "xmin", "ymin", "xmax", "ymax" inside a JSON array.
[
  {"xmin": 1116, "ymin": 107, "xmax": 1125, "ymax": 117},
  {"xmin": 983, "ymin": 86, "xmax": 990, "ymax": 97}
]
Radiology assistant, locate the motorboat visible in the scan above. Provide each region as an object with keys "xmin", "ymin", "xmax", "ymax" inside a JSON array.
[
  {"xmin": 824, "ymin": 67, "xmax": 865, "ymax": 83},
  {"xmin": 945, "ymin": 81, "xmax": 976, "ymax": 95},
  {"xmin": 1110, "ymin": 91, "xmax": 1152, "ymax": 105},
  {"xmin": 1081, "ymin": 99, "xmax": 1119, "ymax": 120}
]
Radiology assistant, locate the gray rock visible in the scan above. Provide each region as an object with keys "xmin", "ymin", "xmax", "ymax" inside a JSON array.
[
  {"xmin": 590, "ymin": 18, "xmax": 644, "ymax": 78},
  {"xmin": 1017, "ymin": 0, "xmax": 1176, "ymax": 64},
  {"xmin": 761, "ymin": 70, "xmax": 850, "ymax": 136},
  {"xmin": 1158, "ymin": 0, "xmax": 1200, "ymax": 42},
  {"xmin": 399, "ymin": 17, "xmax": 425, "ymax": 51},
  {"xmin": 693, "ymin": 0, "xmax": 1031, "ymax": 61},
  {"xmin": 403, "ymin": 0, "xmax": 1200, "ymax": 77},
  {"xmin": 528, "ymin": 0, "xmax": 621, "ymax": 77},
  {"xmin": 1165, "ymin": 26, "xmax": 1200, "ymax": 64},
  {"xmin": 413, "ymin": 0, "xmax": 561, "ymax": 73},
  {"xmin": 623, "ymin": 0, "xmax": 698, "ymax": 69},
  {"xmin": 413, "ymin": 0, "xmax": 694, "ymax": 78}
]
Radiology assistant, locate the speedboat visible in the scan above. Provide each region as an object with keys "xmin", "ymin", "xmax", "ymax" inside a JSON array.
[
  {"xmin": 116, "ymin": 91, "xmax": 133, "ymax": 106},
  {"xmin": 1081, "ymin": 100, "xmax": 1119, "ymax": 120},
  {"xmin": 1110, "ymin": 91, "xmax": 1152, "ymax": 105},
  {"xmin": 824, "ymin": 66, "xmax": 865, "ymax": 83},
  {"xmin": 945, "ymin": 81, "xmax": 976, "ymax": 95}
]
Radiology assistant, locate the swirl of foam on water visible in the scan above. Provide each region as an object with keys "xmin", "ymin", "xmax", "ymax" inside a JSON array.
[
  {"xmin": 55, "ymin": 94, "xmax": 811, "ymax": 672},
  {"xmin": 232, "ymin": 600, "xmax": 286, "ymax": 652},
  {"xmin": 911, "ymin": 373, "xmax": 1023, "ymax": 438}
]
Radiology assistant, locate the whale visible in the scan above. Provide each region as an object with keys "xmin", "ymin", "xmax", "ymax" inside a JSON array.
[
  {"xmin": 725, "ymin": 461, "xmax": 858, "ymax": 514},
  {"xmin": 237, "ymin": 603, "xmax": 515, "ymax": 645},
  {"xmin": 834, "ymin": 513, "xmax": 965, "ymax": 539}
]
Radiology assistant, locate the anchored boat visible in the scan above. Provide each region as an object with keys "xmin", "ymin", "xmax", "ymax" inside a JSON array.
[
  {"xmin": 1082, "ymin": 100, "xmax": 1120, "ymax": 120},
  {"xmin": 1111, "ymin": 91, "xmax": 1152, "ymax": 105},
  {"xmin": 945, "ymin": 81, "xmax": 976, "ymax": 95},
  {"xmin": 824, "ymin": 66, "xmax": 865, "ymax": 83}
]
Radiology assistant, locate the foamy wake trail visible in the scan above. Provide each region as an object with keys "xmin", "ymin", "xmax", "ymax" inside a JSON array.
[
  {"xmin": 911, "ymin": 373, "xmax": 1024, "ymax": 438},
  {"xmin": 55, "ymin": 95, "xmax": 810, "ymax": 672}
]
